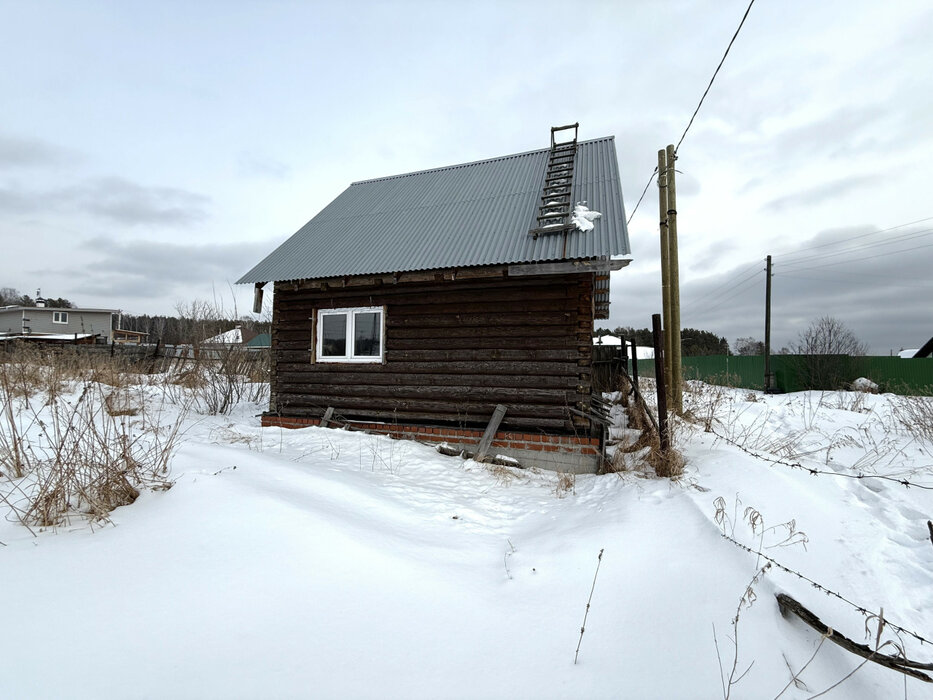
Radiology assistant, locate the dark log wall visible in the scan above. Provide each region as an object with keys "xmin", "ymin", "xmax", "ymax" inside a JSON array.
[{"xmin": 271, "ymin": 270, "xmax": 595, "ymax": 434}]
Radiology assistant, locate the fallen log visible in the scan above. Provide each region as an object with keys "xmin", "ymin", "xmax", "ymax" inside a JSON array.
[{"xmin": 775, "ymin": 593, "xmax": 932, "ymax": 683}]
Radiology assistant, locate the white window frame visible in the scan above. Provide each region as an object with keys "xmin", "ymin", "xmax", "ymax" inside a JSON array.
[
  {"xmin": 52, "ymin": 311, "xmax": 69, "ymax": 324},
  {"xmin": 315, "ymin": 306, "xmax": 384, "ymax": 363}
]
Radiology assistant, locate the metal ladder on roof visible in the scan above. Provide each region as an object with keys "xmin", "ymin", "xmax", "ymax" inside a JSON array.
[{"xmin": 529, "ymin": 122, "xmax": 579, "ymax": 238}]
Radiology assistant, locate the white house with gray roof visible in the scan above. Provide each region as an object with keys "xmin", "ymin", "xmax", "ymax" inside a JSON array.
[{"xmin": 0, "ymin": 305, "xmax": 118, "ymax": 343}]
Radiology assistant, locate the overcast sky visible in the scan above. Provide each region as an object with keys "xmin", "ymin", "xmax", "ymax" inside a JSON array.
[{"xmin": 2, "ymin": 0, "xmax": 931, "ymax": 354}]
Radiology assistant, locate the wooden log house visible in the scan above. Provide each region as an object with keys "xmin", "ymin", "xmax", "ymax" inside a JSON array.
[{"xmin": 238, "ymin": 125, "xmax": 631, "ymax": 472}]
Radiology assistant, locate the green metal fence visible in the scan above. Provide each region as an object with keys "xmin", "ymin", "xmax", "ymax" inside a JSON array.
[{"xmin": 635, "ymin": 355, "xmax": 933, "ymax": 395}]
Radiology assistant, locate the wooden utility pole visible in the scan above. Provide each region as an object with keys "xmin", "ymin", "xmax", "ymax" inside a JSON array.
[
  {"xmin": 651, "ymin": 313, "xmax": 670, "ymax": 454},
  {"xmin": 764, "ymin": 254, "xmax": 773, "ymax": 391},
  {"xmin": 665, "ymin": 144, "xmax": 682, "ymax": 414},
  {"xmin": 657, "ymin": 149, "xmax": 673, "ymax": 405}
]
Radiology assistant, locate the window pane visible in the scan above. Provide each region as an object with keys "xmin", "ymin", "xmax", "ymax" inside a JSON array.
[
  {"xmin": 353, "ymin": 311, "xmax": 381, "ymax": 357},
  {"xmin": 321, "ymin": 314, "xmax": 347, "ymax": 356}
]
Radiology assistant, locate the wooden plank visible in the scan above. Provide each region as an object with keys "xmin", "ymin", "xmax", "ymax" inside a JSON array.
[
  {"xmin": 388, "ymin": 299, "xmax": 575, "ymax": 316},
  {"xmin": 276, "ymin": 382, "xmax": 575, "ymax": 405},
  {"xmin": 387, "ymin": 336, "xmax": 579, "ymax": 351},
  {"xmin": 274, "ymin": 327, "xmax": 578, "ymax": 346},
  {"xmin": 275, "ymin": 356, "xmax": 581, "ymax": 375},
  {"xmin": 508, "ymin": 259, "xmax": 630, "ymax": 276},
  {"xmin": 277, "ymin": 394, "xmax": 569, "ymax": 418},
  {"xmin": 274, "ymin": 345, "xmax": 581, "ymax": 362},
  {"xmin": 475, "ymin": 405, "xmax": 507, "ymax": 463},
  {"xmin": 276, "ymin": 370, "xmax": 581, "ymax": 390},
  {"xmin": 284, "ymin": 271, "xmax": 574, "ymax": 299},
  {"xmin": 387, "ymin": 313, "xmax": 571, "ymax": 328},
  {"xmin": 319, "ymin": 406, "xmax": 334, "ymax": 428},
  {"xmin": 384, "ymin": 325, "xmax": 575, "ymax": 340},
  {"xmin": 275, "ymin": 405, "xmax": 571, "ymax": 431}
]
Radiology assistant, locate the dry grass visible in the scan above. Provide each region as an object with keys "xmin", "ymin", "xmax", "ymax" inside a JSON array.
[
  {"xmin": 0, "ymin": 345, "xmax": 192, "ymax": 528},
  {"xmin": 890, "ymin": 394, "xmax": 933, "ymax": 445},
  {"xmin": 555, "ymin": 470, "xmax": 575, "ymax": 497}
]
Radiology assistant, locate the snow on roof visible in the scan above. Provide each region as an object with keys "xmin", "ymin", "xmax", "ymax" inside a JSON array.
[
  {"xmin": 0, "ymin": 333, "xmax": 97, "ymax": 341},
  {"xmin": 571, "ymin": 202, "xmax": 601, "ymax": 232},
  {"xmin": 898, "ymin": 348, "xmax": 920, "ymax": 358},
  {"xmin": 203, "ymin": 327, "xmax": 243, "ymax": 345},
  {"xmin": 592, "ymin": 335, "xmax": 655, "ymax": 359}
]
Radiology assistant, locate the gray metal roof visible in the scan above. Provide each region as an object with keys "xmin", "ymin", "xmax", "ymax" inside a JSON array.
[{"xmin": 237, "ymin": 136, "xmax": 630, "ymax": 284}]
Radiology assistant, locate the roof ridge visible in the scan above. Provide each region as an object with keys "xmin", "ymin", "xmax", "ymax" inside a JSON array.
[{"xmin": 350, "ymin": 136, "xmax": 614, "ymax": 187}]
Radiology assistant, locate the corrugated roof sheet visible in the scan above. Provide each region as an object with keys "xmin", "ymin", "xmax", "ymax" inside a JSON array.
[{"xmin": 237, "ymin": 136, "xmax": 630, "ymax": 284}]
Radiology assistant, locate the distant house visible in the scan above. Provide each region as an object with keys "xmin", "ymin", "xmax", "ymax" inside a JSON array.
[
  {"xmin": 245, "ymin": 333, "xmax": 271, "ymax": 350},
  {"xmin": 0, "ymin": 304, "xmax": 118, "ymax": 344},
  {"xmin": 238, "ymin": 125, "xmax": 632, "ymax": 472},
  {"xmin": 202, "ymin": 326, "xmax": 257, "ymax": 346},
  {"xmin": 112, "ymin": 329, "xmax": 148, "ymax": 345},
  {"xmin": 593, "ymin": 335, "xmax": 655, "ymax": 359},
  {"xmin": 901, "ymin": 337, "xmax": 933, "ymax": 359}
]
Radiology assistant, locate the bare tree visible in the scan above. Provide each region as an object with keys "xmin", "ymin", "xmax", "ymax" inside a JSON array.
[
  {"xmin": 734, "ymin": 337, "xmax": 764, "ymax": 356},
  {"xmin": 790, "ymin": 316, "xmax": 868, "ymax": 389},
  {"xmin": 791, "ymin": 316, "xmax": 868, "ymax": 356}
]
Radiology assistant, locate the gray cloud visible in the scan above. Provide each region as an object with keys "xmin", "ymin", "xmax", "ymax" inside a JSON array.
[
  {"xmin": 62, "ymin": 178, "xmax": 210, "ymax": 226},
  {"xmin": 762, "ymin": 174, "xmax": 880, "ymax": 213},
  {"xmin": 0, "ymin": 134, "xmax": 77, "ymax": 169},
  {"xmin": 0, "ymin": 177, "xmax": 210, "ymax": 226},
  {"xmin": 72, "ymin": 237, "xmax": 272, "ymax": 290}
]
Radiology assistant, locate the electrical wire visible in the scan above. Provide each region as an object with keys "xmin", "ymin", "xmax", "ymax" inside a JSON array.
[
  {"xmin": 777, "ymin": 240, "xmax": 933, "ymax": 274},
  {"xmin": 674, "ymin": 0, "xmax": 757, "ymax": 155},
  {"xmin": 625, "ymin": 167, "xmax": 658, "ymax": 225},
  {"xmin": 778, "ymin": 272, "xmax": 931, "ymax": 286},
  {"xmin": 683, "ymin": 260, "xmax": 763, "ymax": 311},
  {"xmin": 626, "ymin": 0, "xmax": 756, "ymax": 224},
  {"xmin": 773, "ymin": 216, "xmax": 933, "ymax": 259},
  {"xmin": 693, "ymin": 271, "xmax": 764, "ymax": 316},
  {"xmin": 779, "ymin": 226, "xmax": 933, "ymax": 267}
]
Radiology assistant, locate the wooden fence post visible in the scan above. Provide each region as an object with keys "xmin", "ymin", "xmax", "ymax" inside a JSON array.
[{"xmin": 652, "ymin": 314, "xmax": 669, "ymax": 454}]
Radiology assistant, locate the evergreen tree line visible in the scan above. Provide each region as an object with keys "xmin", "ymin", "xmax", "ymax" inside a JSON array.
[
  {"xmin": 0, "ymin": 287, "xmax": 74, "ymax": 309},
  {"xmin": 594, "ymin": 326, "xmax": 778, "ymax": 356},
  {"xmin": 120, "ymin": 302, "xmax": 270, "ymax": 346}
]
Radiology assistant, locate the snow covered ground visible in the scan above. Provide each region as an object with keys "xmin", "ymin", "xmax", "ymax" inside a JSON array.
[{"xmin": 2, "ymin": 376, "xmax": 932, "ymax": 699}]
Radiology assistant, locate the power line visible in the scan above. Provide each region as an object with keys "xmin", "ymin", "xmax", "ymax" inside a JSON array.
[
  {"xmin": 626, "ymin": 0, "xmax": 757, "ymax": 224},
  {"xmin": 692, "ymin": 271, "xmax": 764, "ymax": 316},
  {"xmin": 777, "ymin": 240, "xmax": 933, "ymax": 274},
  {"xmin": 626, "ymin": 167, "xmax": 658, "ymax": 225},
  {"xmin": 778, "ymin": 273, "xmax": 932, "ymax": 288},
  {"xmin": 774, "ymin": 216, "xmax": 933, "ymax": 260},
  {"xmin": 779, "ymin": 226, "xmax": 933, "ymax": 267},
  {"xmin": 674, "ymin": 0, "xmax": 758, "ymax": 154},
  {"xmin": 683, "ymin": 261, "xmax": 763, "ymax": 311}
]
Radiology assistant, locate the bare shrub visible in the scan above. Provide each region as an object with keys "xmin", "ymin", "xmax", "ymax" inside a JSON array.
[
  {"xmin": 683, "ymin": 380, "xmax": 733, "ymax": 433},
  {"xmin": 0, "ymin": 350, "xmax": 187, "ymax": 528},
  {"xmin": 890, "ymin": 394, "xmax": 933, "ymax": 445},
  {"xmin": 186, "ymin": 346, "xmax": 269, "ymax": 415}
]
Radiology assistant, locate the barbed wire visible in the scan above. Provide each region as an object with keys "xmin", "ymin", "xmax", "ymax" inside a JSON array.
[
  {"xmin": 707, "ymin": 426, "xmax": 933, "ymax": 491},
  {"xmin": 720, "ymin": 532, "xmax": 933, "ymax": 648}
]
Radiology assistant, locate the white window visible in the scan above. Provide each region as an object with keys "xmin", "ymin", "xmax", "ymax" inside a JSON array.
[
  {"xmin": 52, "ymin": 311, "xmax": 68, "ymax": 324},
  {"xmin": 316, "ymin": 307, "xmax": 384, "ymax": 363}
]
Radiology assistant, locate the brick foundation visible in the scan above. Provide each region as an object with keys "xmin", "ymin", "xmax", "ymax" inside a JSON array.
[{"xmin": 260, "ymin": 414, "xmax": 603, "ymax": 473}]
